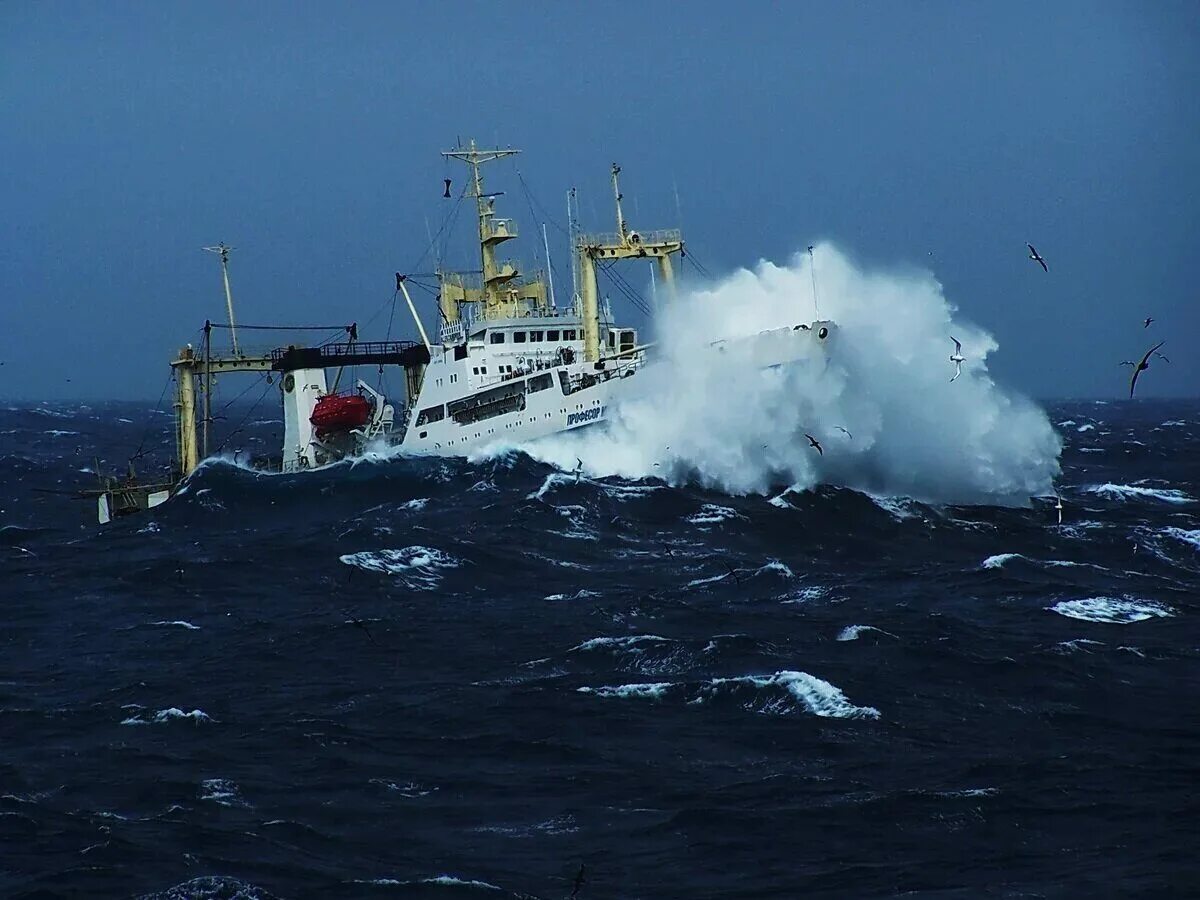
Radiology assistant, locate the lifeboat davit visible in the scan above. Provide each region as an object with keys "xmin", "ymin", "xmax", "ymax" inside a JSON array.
[{"xmin": 311, "ymin": 392, "xmax": 372, "ymax": 434}]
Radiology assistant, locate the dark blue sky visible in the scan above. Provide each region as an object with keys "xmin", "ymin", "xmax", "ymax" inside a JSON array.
[{"xmin": 2, "ymin": 2, "xmax": 1196, "ymax": 400}]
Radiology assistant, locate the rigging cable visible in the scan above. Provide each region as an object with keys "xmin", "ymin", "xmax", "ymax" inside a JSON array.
[
  {"xmin": 212, "ymin": 373, "xmax": 275, "ymax": 455},
  {"xmin": 128, "ymin": 369, "xmax": 175, "ymax": 465}
]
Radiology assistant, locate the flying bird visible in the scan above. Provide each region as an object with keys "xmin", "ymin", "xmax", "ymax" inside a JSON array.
[
  {"xmin": 1126, "ymin": 340, "xmax": 1166, "ymax": 398},
  {"xmin": 1155, "ymin": 350, "xmax": 1170, "ymax": 363},
  {"xmin": 1055, "ymin": 495, "xmax": 1063, "ymax": 526},
  {"xmin": 949, "ymin": 336, "xmax": 965, "ymax": 382},
  {"xmin": 1143, "ymin": 317, "xmax": 1153, "ymax": 328},
  {"xmin": 443, "ymin": 178, "xmax": 452, "ymax": 198},
  {"xmin": 804, "ymin": 433, "xmax": 823, "ymax": 455},
  {"xmin": 1027, "ymin": 243, "xmax": 1048, "ymax": 272},
  {"xmin": 835, "ymin": 426, "xmax": 853, "ymax": 439}
]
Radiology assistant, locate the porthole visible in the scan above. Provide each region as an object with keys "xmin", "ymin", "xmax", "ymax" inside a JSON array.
[
  {"xmin": 818, "ymin": 327, "xmax": 829, "ymax": 340},
  {"xmin": 283, "ymin": 373, "xmax": 295, "ymax": 393}
]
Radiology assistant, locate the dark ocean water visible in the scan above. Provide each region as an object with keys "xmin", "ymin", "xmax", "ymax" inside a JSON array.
[{"xmin": 2, "ymin": 399, "xmax": 1198, "ymax": 899}]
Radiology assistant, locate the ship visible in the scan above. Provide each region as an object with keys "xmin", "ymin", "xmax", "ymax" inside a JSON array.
[{"xmin": 87, "ymin": 141, "xmax": 837, "ymax": 523}]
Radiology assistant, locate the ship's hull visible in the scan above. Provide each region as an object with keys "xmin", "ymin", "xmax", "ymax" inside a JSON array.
[{"xmin": 396, "ymin": 320, "xmax": 836, "ymax": 459}]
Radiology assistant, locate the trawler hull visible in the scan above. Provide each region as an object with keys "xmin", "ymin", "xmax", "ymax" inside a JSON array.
[{"xmin": 396, "ymin": 320, "xmax": 836, "ymax": 459}]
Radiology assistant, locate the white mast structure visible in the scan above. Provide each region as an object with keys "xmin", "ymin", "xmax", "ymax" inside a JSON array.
[{"xmin": 202, "ymin": 242, "xmax": 241, "ymax": 356}]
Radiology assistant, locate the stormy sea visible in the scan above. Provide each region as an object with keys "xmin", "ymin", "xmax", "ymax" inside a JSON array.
[
  {"xmin": 2, "ymin": 395, "xmax": 1198, "ymax": 899},
  {"xmin": 3, "ymin": 248, "xmax": 1199, "ymax": 898}
]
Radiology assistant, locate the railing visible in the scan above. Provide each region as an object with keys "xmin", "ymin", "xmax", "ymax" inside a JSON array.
[
  {"xmin": 577, "ymin": 228, "xmax": 682, "ymax": 248},
  {"xmin": 481, "ymin": 219, "xmax": 519, "ymax": 242}
]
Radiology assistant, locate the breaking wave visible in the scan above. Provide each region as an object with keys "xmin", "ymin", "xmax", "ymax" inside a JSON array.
[
  {"xmin": 1048, "ymin": 597, "xmax": 1175, "ymax": 625},
  {"xmin": 524, "ymin": 244, "xmax": 1061, "ymax": 505}
]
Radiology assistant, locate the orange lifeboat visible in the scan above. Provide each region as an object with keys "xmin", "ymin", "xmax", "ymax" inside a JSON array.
[{"xmin": 311, "ymin": 392, "xmax": 372, "ymax": 434}]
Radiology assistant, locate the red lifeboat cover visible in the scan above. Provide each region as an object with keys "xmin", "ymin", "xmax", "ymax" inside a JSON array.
[{"xmin": 311, "ymin": 392, "xmax": 372, "ymax": 433}]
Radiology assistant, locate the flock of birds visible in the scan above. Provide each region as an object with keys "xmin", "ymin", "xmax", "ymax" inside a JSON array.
[{"xmin": 945, "ymin": 243, "xmax": 1168, "ymax": 398}]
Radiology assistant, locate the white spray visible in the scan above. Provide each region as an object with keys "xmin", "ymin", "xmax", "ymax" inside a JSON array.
[{"xmin": 523, "ymin": 243, "xmax": 1061, "ymax": 507}]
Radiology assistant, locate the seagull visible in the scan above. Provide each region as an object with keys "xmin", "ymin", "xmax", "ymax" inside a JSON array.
[
  {"xmin": 804, "ymin": 434, "xmax": 823, "ymax": 455},
  {"xmin": 443, "ymin": 178, "xmax": 452, "ymax": 199},
  {"xmin": 1027, "ymin": 243, "xmax": 1048, "ymax": 272},
  {"xmin": 949, "ymin": 336, "xmax": 965, "ymax": 382},
  {"xmin": 1055, "ymin": 494, "xmax": 1063, "ymax": 526},
  {"xmin": 570, "ymin": 864, "xmax": 586, "ymax": 899},
  {"xmin": 1143, "ymin": 316, "xmax": 1153, "ymax": 328},
  {"xmin": 1127, "ymin": 340, "xmax": 1165, "ymax": 398},
  {"xmin": 835, "ymin": 426, "xmax": 853, "ymax": 439},
  {"xmin": 1155, "ymin": 350, "xmax": 1170, "ymax": 363}
]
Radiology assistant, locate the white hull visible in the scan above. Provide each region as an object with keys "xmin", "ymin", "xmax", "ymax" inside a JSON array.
[{"xmin": 394, "ymin": 320, "xmax": 836, "ymax": 459}]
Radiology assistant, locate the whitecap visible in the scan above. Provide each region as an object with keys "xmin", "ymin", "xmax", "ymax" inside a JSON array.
[
  {"xmin": 837, "ymin": 625, "xmax": 897, "ymax": 641},
  {"xmin": 149, "ymin": 620, "xmax": 200, "ymax": 630},
  {"xmin": 571, "ymin": 635, "xmax": 672, "ymax": 652},
  {"xmin": 577, "ymin": 682, "xmax": 673, "ymax": 699},
  {"xmin": 121, "ymin": 707, "xmax": 213, "ymax": 725},
  {"xmin": 981, "ymin": 553, "xmax": 1023, "ymax": 569},
  {"xmin": 543, "ymin": 589, "xmax": 600, "ymax": 602},
  {"xmin": 755, "ymin": 559, "xmax": 794, "ymax": 578},
  {"xmin": 339, "ymin": 546, "xmax": 459, "ymax": 589},
  {"xmin": 1162, "ymin": 528, "xmax": 1200, "ymax": 551},
  {"xmin": 401, "ymin": 498, "xmax": 429, "ymax": 511},
  {"xmin": 1082, "ymin": 483, "xmax": 1193, "ymax": 504},
  {"xmin": 1076, "ymin": 424, "xmax": 1095, "ymax": 432},
  {"xmin": 782, "ymin": 585, "xmax": 831, "ymax": 604},
  {"xmin": 1055, "ymin": 638, "xmax": 1105, "ymax": 653},
  {"xmin": 712, "ymin": 670, "xmax": 880, "ymax": 719},
  {"xmin": 866, "ymin": 494, "xmax": 924, "ymax": 520},
  {"xmin": 199, "ymin": 778, "xmax": 248, "ymax": 807},
  {"xmin": 686, "ymin": 503, "xmax": 746, "ymax": 525},
  {"xmin": 1048, "ymin": 597, "xmax": 1175, "ymax": 624}
]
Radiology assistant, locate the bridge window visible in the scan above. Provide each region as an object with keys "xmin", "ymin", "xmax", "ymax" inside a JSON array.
[
  {"xmin": 415, "ymin": 404, "xmax": 445, "ymax": 426},
  {"xmin": 530, "ymin": 330, "xmax": 543, "ymax": 342},
  {"xmin": 547, "ymin": 329, "xmax": 560, "ymax": 341},
  {"xmin": 564, "ymin": 329, "xmax": 577, "ymax": 340},
  {"xmin": 489, "ymin": 332, "xmax": 505, "ymax": 344},
  {"xmin": 528, "ymin": 372, "xmax": 553, "ymax": 393},
  {"xmin": 513, "ymin": 332, "xmax": 527, "ymax": 343}
]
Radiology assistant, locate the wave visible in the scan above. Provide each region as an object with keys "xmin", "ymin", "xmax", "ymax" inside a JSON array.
[
  {"xmin": 1162, "ymin": 528, "xmax": 1200, "ymax": 551},
  {"xmin": 1082, "ymin": 483, "xmax": 1194, "ymax": 504},
  {"xmin": 1048, "ymin": 597, "xmax": 1175, "ymax": 624},
  {"xmin": 837, "ymin": 625, "xmax": 898, "ymax": 641},
  {"xmin": 339, "ymin": 546, "xmax": 459, "ymax": 589},
  {"xmin": 121, "ymin": 707, "xmax": 214, "ymax": 725},
  {"xmin": 521, "ymin": 244, "xmax": 1060, "ymax": 506},
  {"xmin": 577, "ymin": 682, "xmax": 673, "ymax": 699},
  {"xmin": 708, "ymin": 670, "xmax": 881, "ymax": 719}
]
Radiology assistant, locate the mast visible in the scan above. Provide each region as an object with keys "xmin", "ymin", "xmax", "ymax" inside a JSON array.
[
  {"xmin": 202, "ymin": 320, "xmax": 212, "ymax": 457},
  {"xmin": 576, "ymin": 162, "xmax": 684, "ymax": 361},
  {"xmin": 568, "ymin": 188, "xmax": 580, "ymax": 315},
  {"xmin": 441, "ymin": 141, "xmax": 521, "ymax": 312},
  {"xmin": 202, "ymin": 243, "xmax": 240, "ymax": 356}
]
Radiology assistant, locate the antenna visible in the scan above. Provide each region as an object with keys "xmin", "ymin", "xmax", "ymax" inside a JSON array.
[
  {"xmin": 202, "ymin": 242, "xmax": 240, "ymax": 355},
  {"xmin": 568, "ymin": 187, "xmax": 580, "ymax": 313},
  {"xmin": 542, "ymin": 223, "xmax": 556, "ymax": 308},
  {"xmin": 807, "ymin": 245, "xmax": 821, "ymax": 319}
]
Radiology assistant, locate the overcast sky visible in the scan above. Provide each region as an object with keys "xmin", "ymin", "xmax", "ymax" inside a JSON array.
[{"xmin": 2, "ymin": 2, "xmax": 1196, "ymax": 400}]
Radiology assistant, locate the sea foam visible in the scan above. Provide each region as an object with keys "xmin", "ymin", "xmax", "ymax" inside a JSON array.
[{"xmin": 522, "ymin": 244, "xmax": 1061, "ymax": 505}]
